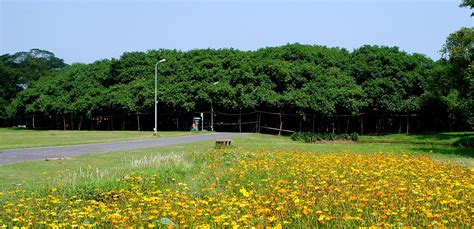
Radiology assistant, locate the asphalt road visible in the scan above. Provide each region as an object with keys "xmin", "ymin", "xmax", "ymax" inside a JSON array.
[{"xmin": 0, "ymin": 133, "xmax": 247, "ymax": 165}]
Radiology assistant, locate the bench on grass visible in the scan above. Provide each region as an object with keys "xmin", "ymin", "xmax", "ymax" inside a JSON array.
[{"xmin": 215, "ymin": 139, "xmax": 232, "ymax": 147}]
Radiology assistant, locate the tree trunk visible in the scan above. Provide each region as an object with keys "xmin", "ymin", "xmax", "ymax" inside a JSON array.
[
  {"xmin": 360, "ymin": 114, "xmax": 364, "ymax": 135},
  {"xmin": 375, "ymin": 115, "xmax": 379, "ymax": 134},
  {"xmin": 78, "ymin": 116, "xmax": 83, "ymax": 130},
  {"xmin": 406, "ymin": 115, "xmax": 410, "ymax": 134},
  {"xmin": 312, "ymin": 114, "xmax": 316, "ymax": 132},
  {"xmin": 239, "ymin": 110, "xmax": 242, "ymax": 133},
  {"xmin": 63, "ymin": 116, "xmax": 66, "ymax": 130},
  {"xmin": 32, "ymin": 115, "xmax": 36, "ymax": 129},
  {"xmin": 136, "ymin": 112, "xmax": 140, "ymax": 131},
  {"xmin": 255, "ymin": 112, "xmax": 258, "ymax": 133},
  {"xmin": 258, "ymin": 112, "xmax": 262, "ymax": 133},
  {"xmin": 176, "ymin": 114, "xmax": 179, "ymax": 131},
  {"xmin": 332, "ymin": 117, "xmax": 335, "ymax": 134},
  {"xmin": 399, "ymin": 118, "xmax": 402, "ymax": 133},
  {"xmin": 299, "ymin": 116, "xmax": 302, "ymax": 132},
  {"xmin": 346, "ymin": 116, "xmax": 350, "ymax": 133}
]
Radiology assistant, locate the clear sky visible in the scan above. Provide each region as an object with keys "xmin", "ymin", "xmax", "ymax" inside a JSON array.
[{"xmin": 1, "ymin": 0, "xmax": 472, "ymax": 64}]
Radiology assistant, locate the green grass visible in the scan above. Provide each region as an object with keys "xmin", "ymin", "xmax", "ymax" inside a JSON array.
[
  {"xmin": 0, "ymin": 133, "xmax": 472, "ymax": 192},
  {"xmin": 358, "ymin": 132, "xmax": 474, "ymax": 147},
  {"xmin": 0, "ymin": 128, "xmax": 203, "ymax": 150}
]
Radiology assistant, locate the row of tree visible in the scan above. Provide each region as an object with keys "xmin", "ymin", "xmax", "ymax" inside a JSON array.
[{"xmin": 0, "ymin": 4, "xmax": 472, "ymax": 132}]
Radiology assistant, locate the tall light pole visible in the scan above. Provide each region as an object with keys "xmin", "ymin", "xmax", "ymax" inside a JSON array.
[
  {"xmin": 154, "ymin": 59, "xmax": 166, "ymax": 136},
  {"xmin": 211, "ymin": 81, "xmax": 219, "ymax": 132}
]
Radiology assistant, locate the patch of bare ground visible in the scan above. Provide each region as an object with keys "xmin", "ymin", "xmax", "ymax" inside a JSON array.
[{"xmin": 314, "ymin": 140, "xmax": 355, "ymax": 145}]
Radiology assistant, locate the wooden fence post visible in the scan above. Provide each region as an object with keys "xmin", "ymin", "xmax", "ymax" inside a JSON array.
[{"xmin": 278, "ymin": 111, "xmax": 283, "ymax": 136}]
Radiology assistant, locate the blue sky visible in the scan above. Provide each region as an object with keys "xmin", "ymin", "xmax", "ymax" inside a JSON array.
[{"xmin": 1, "ymin": 0, "xmax": 472, "ymax": 64}]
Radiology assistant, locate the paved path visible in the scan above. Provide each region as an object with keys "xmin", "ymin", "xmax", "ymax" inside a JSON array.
[{"xmin": 0, "ymin": 133, "xmax": 247, "ymax": 165}]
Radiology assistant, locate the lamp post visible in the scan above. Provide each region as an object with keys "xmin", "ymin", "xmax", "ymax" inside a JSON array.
[
  {"xmin": 211, "ymin": 81, "xmax": 219, "ymax": 132},
  {"xmin": 154, "ymin": 59, "xmax": 166, "ymax": 136}
]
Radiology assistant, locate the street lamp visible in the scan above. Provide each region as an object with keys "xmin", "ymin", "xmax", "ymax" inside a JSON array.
[
  {"xmin": 211, "ymin": 81, "xmax": 219, "ymax": 132},
  {"xmin": 154, "ymin": 59, "xmax": 166, "ymax": 136}
]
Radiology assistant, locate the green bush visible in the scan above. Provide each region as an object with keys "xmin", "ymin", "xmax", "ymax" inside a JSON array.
[
  {"xmin": 350, "ymin": 132, "xmax": 359, "ymax": 141},
  {"xmin": 291, "ymin": 132, "xmax": 359, "ymax": 143}
]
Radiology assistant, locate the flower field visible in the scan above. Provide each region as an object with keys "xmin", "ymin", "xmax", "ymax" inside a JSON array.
[{"xmin": 1, "ymin": 149, "xmax": 473, "ymax": 228}]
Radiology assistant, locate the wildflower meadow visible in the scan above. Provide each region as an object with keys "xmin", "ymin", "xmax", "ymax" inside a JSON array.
[{"xmin": 1, "ymin": 148, "xmax": 472, "ymax": 228}]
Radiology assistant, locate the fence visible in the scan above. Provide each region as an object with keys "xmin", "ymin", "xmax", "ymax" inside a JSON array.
[{"xmin": 17, "ymin": 110, "xmax": 461, "ymax": 134}]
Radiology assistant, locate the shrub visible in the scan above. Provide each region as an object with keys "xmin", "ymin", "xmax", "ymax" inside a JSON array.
[
  {"xmin": 350, "ymin": 132, "xmax": 359, "ymax": 141},
  {"xmin": 291, "ymin": 132, "xmax": 360, "ymax": 143}
]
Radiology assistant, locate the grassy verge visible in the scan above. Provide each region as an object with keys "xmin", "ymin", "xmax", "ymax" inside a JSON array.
[
  {"xmin": 358, "ymin": 132, "xmax": 474, "ymax": 147},
  {"xmin": 1, "ymin": 133, "xmax": 472, "ymax": 192},
  {"xmin": 0, "ymin": 133, "xmax": 472, "ymax": 227},
  {"xmin": 0, "ymin": 128, "xmax": 204, "ymax": 150}
]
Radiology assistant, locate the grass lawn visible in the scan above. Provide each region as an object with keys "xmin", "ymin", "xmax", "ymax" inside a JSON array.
[
  {"xmin": 0, "ymin": 128, "xmax": 203, "ymax": 150},
  {"xmin": 0, "ymin": 133, "xmax": 472, "ymax": 227},
  {"xmin": 358, "ymin": 132, "xmax": 474, "ymax": 147}
]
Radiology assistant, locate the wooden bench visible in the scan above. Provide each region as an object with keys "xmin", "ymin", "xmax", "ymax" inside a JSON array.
[{"xmin": 215, "ymin": 139, "xmax": 232, "ymax": 148}]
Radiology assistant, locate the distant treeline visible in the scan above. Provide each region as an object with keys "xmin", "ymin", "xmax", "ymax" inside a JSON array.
[{"xmin": 0, "ymin": 29, "xmax": 472, "ymax": 133}]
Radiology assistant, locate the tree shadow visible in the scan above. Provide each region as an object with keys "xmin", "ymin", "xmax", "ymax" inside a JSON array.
[
  {"xmin": 409, "ymin": 145, "xmax": 474, "ymax": 158},
  {"xmin": 411, "ymin": 132, "xmax": 474, "ymax": 147},
  {"xmin": 412, "ymin": 132, "xmax": 473, "ymax": 140},
  {"xmin": 452, "ymin": 135, "xmax": 474, "ymax": 147}
]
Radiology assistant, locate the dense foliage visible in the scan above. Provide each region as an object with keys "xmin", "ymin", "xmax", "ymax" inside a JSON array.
[
  {"xmin": 291, "ymin": 132, "xmax": 359, "ymax": 143},
  {"xmin": 0, "ymin": 49, "xmax": 66, "ymax": 125},
  {"xmin": 0, "ymin": 40, "xmax": 472, "ymax": 132}
]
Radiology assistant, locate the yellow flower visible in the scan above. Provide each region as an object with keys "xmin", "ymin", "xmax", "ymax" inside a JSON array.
[
  {"xmin": 239, "ymin": 188, "xmax": 250, "ymax": 197},
  {"xmin": 318, "ymin": 215, "xmax": 326, "ymax": 222}
]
